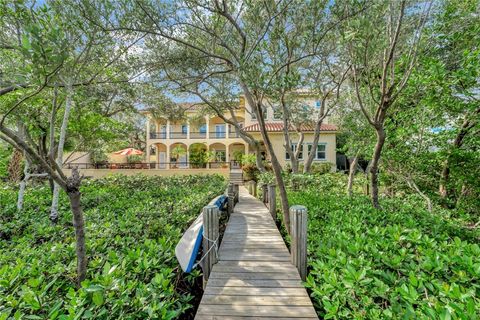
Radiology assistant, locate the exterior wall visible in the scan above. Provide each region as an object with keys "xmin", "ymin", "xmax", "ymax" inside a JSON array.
[
  {"xmin": 242, "ymin": 94, "xmax": 331, "ymax": 126},
  {"xmin": 143, "ymin": 94, "xmax": 338, "ymax": 171},
  {"xmin": 250, "ymin": 132, "xmax": 337, "ymax": 169},
  {"xmin": 64, "ymin": 152, "xmax": 90, "ymax": 164},
  {"xmin": 62, "ymin": 168, "xmax": 229, "ymax": 179},
  {"xmin": 108, "ymin": 153, "xmax": 128, "ymax": 163},
  {"xmin": 64, "ymin": 152, "xmax": 138, "ymax": 166}
]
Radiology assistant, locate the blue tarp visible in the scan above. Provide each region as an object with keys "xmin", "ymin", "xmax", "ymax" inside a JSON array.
[
  {"xmin": 176, "ymin": 195, "xmax": 229, "ymax": 273},
  {"xmin": 214, "ymin": 195, "xmax": 228, "ymax": 211}
]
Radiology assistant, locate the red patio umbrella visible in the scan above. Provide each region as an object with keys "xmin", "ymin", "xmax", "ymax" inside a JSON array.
[{"xmin": 113, "ymin": 148, "xmax": 144, "ymax": 156}]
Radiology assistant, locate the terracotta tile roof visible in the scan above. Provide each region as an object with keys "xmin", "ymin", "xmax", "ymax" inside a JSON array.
[{"xmin": 243, "ymin": 122, "xmax": 337, "ymax": 132}]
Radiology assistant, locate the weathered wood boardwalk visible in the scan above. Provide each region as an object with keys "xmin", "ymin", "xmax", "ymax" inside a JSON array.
[{"xmin": 195, "ymin": 187, "xmax": 318, "ymax": 319}]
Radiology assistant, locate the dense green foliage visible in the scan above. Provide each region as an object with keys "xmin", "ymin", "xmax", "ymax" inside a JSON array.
[
  {"xmin": 285, "ymin": 174, "xmax": 479, "ymax": 319},
  {"xmin": 0, "ymin": 144, "xmax": 11, "ymax": 180},
  {"xmin": 0, "ymin": 174, "xmax": 226, "ymax": 320}
]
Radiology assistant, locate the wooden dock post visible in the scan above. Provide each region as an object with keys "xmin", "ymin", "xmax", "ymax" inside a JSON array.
[
  {"xmin": 251, "ymin": 180, "xmax": 257, "ymax": 197},
  {"xmin": 290, "ymin": 205, "xmax": 307, "ymax": 281},
  {"xmin": 268, "ymin": 184, "xmax": 276, "ymax": 220},
  {"xmin": 262, "ymin": 183, "xmax": 268, "ymax": 204},
  {"xmin": 233, "ymin": 184, "xmax": 239, "ymax": 204},
  {"xmin": 227, "ymin": 183, "xmax": 234, "ymax": 216},
  {"xmin": 202, "ymin": 205, "xmax": 219, "ymax": 289}
]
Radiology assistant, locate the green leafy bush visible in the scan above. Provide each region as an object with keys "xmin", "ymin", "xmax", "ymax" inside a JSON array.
[
  {"xmin": 242, "ymin": 164, "xmax": 259, "ymax": 182},
  {"xmin": 310, "ymin": 162, "xmax": 333, "ymax": 174},
  {"xmin": 0, "ymin": 174, "xmax": 226, "ymax": 319},
  {"xmin": 0, "ymin": 144, "xmax": 12, "ymax": 180},
  {"xmin": 287, "ymin": 175, "xmax": 480, "ymax": 319},
  {"xmin": 90, "ymin": 150, "xmax": 109, "ymax": 164},
  {"xmin": 126, "ymin": 154, "xmax": 143, "ymax": 163},
  {"xmin": 240, "ymin": 153, "xmax": 256, "ymax": 166}
]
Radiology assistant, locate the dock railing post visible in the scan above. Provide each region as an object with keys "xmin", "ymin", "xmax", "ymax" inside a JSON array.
[
  {"xmin": 262, "ymin": 183, "xmax": 268, "ymax": 204},
  {"xmin": 251, "ymin": 180, "xmax": 257, "ymax": 197},
  {"xmin": 290, "ymin": 205, "xmax": 307, "ymax": 281},
  {"xmin": 234, "ymin": 184, "xmax": 239, "ymax": 204},
  {"xmin": 227, "ymin": 183, "xmax": 234, "ymax": 216},
  {"xmin": 268, "ymin": 184, "xmax": 276, "ymax": 220},
  {"xmin": 202, "ymin": 205, "xmax": 219, "ymax": 289}
]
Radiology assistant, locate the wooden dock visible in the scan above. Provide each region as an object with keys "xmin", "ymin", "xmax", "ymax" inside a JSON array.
[{"xmin": 195, "ymin": 186, "xmax": 318, "ymax": 319}]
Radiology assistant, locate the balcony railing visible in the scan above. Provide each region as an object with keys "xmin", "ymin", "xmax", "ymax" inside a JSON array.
[
  {"xmin": 190, "ymin": 131, "xmax": 207, "ymax": 139},
  {"xmin": 209, "ymin": 131, "xmax": 226, "ymax": 139},
  {"xmin": 150, "ymin": 130, "xmax": 241, "ymax": 139},
  {"xmin": 170, "ymin": 131, "xmax": 187, "ymax": 139},
  {"xmin": 228, "ymin": 130, "xmax": 241, "ymax": 138},
  {"xmin": 150, "ymin": 132, "xmax": 167, "ymax": 139},
  {"xmin": 64, "ymin": 161, "xmax": 234, "ymax": 170}
]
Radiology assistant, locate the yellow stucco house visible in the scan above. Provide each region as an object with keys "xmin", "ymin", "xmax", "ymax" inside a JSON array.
[{"xmin": 144, "ymin": 95, "xmax": 338, "ymax": 170}]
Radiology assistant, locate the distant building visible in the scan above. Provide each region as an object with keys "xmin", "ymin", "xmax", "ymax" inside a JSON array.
[{"xmin": 143, "ymin": 94, "xmax": 337, "ymax": 170}]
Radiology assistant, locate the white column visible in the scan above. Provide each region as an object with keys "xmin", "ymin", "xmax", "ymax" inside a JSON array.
[
  {"xmin": 146, "ymin": 119, "xmax": 150, "ymax": 141},
  {"xmin": 205, "ymin": 116, "xmax": 210, "ymax": 139},
  {"xmin": 225, "ymin": 145, "xmax": 229, "ymax": 164},
  {"xmin": 187, "ymin": 120, "xmax": 190, "ymax": 139},
  {"xmin": 146, "ymin": 144, "xmax": 151, "ymax": 168},
  {"xmin": 166, "ymin": 144, "xmax": 171, "ymax": 168},
  {"xmin": 226, "ymin": 124, "xmax": 229, "ymax": 139},
  {"xmin": 166, "ymin": 119, "xmax": 171, "ymax": 139}
]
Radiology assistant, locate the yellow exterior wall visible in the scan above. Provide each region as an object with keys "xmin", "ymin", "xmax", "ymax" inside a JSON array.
[
  {"xmin": 250, "ymin": 132, "xmax": 337, "ymax": 169},
  {"xmin": 63, "ymin": 152, "xmax": 90, "ymax": 164},
  {"xmin": 144, "ymin": 94, "xmax": 338, "ymax": 170}
]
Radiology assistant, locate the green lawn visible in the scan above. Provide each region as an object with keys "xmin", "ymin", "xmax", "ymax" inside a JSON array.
[
  {"xmin": 0, "ymin": 174, "xmax": 226, "ymax": 320},
  {"xmin": 285, "ymin": 174, "xmax": 479, "ymax": 319}
]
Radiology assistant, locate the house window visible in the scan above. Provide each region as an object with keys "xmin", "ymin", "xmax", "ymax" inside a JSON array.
[
  {"xmin": 199, "ymin": 124, "xmax": 207, "ymax": 133},
  {"xmin": 181, "ymin": 125, "xmax": 188, "ymax": 134},
  {"xmin": 215, "ymin": 124, "xmax": 226, "ymax": 138},
  {"xmin": 273, "ymin": 106, "xmax": 282, "ymax": 120},
  {"xmin": 286, "ymin": 143, "xmax": 303, "ymax": 160},
  {"xmin": 307, "ymin": 143, "xmax": 326, "ymax": 160},
  {"xmin": 315, "ymin": 101, "xmax": 321, "ymax": 108},
  {"xmin": 251, "ymin": 106, "xmax": 268, "ymax": 120}
]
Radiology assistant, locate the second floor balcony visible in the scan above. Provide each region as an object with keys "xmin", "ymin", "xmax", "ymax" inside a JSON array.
[
  {"xmin": 149, "ymin": 130, "xmax": 237, "ymax": 140},
  {"xmin": 148, "ymin": 116, "xmax": 245, "ymax": 141}
]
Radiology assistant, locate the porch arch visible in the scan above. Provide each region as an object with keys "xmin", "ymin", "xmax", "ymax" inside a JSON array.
[
  {"xmin": 152, "ymin": 143, "xmax": 167, "ymax": 169},
  {"xmin": 169, "ymin": 142, "xmax": 188, "ymax": 168},
  {"xmin": 208, "ymin": 142, "xmax": 228, "ymax": 168},
  {"xmin": 228, "ymin": 143, "xmax": 246, "ymax": 165},
  {"xmin": 189, "ymin": 143, "xmax": 208, "ymax": 168}
]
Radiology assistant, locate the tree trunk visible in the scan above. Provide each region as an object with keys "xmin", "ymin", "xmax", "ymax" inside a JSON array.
[
  {"xmin": 254, "ymin": 144, "xmax": 266, "ymax": 172},
  {"xmin": 370, "ymin": 127, "xmax": 386, "ymax": 209},
  {"xmin": 438, "ymin": 160, "xmax": 449, "ymax": 199},
  {"xmin": 17, "ymin": 153, "xmax": 30, "ymax": 211},
  {"xmin": 67, "ymin": 168, "xmax": 87, "ymax": 285},
  {"xmin": 347, "ymin": 152, "xmax": 359, "ymax": 197},
  {"xmin": 241, "ymin": 86, "xmax": 291, "ymax": 233},
  {"xmin": 439, "ymin": 108, "xmax": 479, "ymax": 201},
  {"xmin": 290, "ymin": 153, "xmax": 299, "ymax": 174},
  {"xmin": 279, "ymin": 93, "xmax": 300, "ymax": 174},
  {"xmin": 303, "ymin": 119, "xmax": 324, "ymax": 173},
  {"xmin": 8, "ymin": 148, "xmax": 23, "ymax": 183},
  {"xmin": 406, "ymin": 178, "xmax": 432, "ymax": 212},
  {"xmin": 258, "ymin": 125, "xmax": 290, "ymax": 232},
  {"xmin": 51, "ymin": 83, "xmax": 73, "ymax": 222}
]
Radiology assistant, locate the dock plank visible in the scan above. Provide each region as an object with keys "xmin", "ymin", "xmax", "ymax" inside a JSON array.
[{"xmin": 195, "ymin": 186, "xmax": 318, "ymax": 319}]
